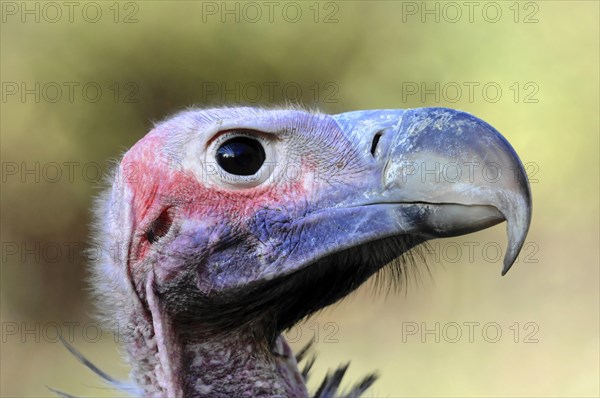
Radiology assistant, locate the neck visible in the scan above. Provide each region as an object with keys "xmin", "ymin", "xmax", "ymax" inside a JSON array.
[
  {"xmin": 180, "ymin": 331, "xmax": 307, "ymax": 397},
  {"xmin": 123, "ymin": 311, "xmax": 308, "ymax": 397}
]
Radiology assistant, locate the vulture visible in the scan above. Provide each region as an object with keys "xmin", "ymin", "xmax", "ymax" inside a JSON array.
[{"xmin": 56, "ymin": 106, "xmax": 531, "ymax": 398}]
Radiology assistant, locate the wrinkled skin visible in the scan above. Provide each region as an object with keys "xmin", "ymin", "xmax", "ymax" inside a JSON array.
[{"xmin": 90, "ymin": 107, "xmax": 531, "ymax": 397}]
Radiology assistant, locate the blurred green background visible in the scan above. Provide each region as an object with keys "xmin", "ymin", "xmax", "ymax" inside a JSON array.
[{"xmin": 1, "ymin": 1, "xmax": 598, "ymax": 397}]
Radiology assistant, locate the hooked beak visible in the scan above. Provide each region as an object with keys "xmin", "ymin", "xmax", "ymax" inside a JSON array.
[{"xmin": 333, "ymin": 107, "xmax": 532, "ymax": 275}]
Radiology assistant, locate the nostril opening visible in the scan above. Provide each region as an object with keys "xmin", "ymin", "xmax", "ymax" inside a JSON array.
[{"xmin": 370, "ymin": 131, "xmax": 383, "ymax": 157}]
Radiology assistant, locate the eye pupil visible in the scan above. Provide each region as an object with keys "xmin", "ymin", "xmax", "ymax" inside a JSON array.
[{"xmin": 216, "ymin": 136, "xmax": 266, "ymax": 176}]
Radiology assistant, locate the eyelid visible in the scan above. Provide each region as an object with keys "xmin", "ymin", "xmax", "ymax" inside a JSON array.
[{"xmin": 207, "ymin": 129, "xmax": 276, "ymax": 149}]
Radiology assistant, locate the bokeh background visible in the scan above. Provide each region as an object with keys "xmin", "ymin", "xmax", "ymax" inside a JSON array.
[{"xmin": 1, "ymin": 1, "xmax": 598, "ymax": 397}]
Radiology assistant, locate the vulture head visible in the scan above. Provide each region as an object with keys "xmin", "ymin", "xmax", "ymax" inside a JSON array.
[{"xmin": 83, "ymin": 107, "xmax": 530, "ymax": 397}]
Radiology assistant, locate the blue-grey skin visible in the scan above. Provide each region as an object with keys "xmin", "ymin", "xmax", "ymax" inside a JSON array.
[{"xmin": 59, "ymin": 107, "xmax": 531, "ymax": 398}]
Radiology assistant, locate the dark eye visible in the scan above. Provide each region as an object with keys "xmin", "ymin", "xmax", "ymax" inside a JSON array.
[{"xmin": 216, "ymin": 136, "xmax": 266, "ymax": 176}]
